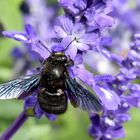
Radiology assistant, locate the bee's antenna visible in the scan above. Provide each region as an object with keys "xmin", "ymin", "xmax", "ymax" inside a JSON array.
[
  {"xmin": 38, "ymin": 40, "xmax": 51, "ymax": 53},
  {"xmin": 63, "ymin": 38, "xmax": 76, "ymax": 52}
]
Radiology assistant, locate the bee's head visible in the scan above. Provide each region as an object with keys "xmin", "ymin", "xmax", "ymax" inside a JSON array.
[
  {"xmin": 38, "ymin": 41, "xmax": 74, "ymax": 67},
  {"xmin": 50, "ymin": 52, "xmax": 74, "ymax": 67}
]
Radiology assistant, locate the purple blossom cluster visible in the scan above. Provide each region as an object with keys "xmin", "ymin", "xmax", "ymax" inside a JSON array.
[
  {"xmin": 105, "ymin": 0, "xmax": 140, "ymax": 56},
  {"xmin": 1, "ymin": 0, "xmax": 140, "ymax": 140},
  {"xmin": 89, "ymin": 34, "xmax": 140, "ymax": 139}
]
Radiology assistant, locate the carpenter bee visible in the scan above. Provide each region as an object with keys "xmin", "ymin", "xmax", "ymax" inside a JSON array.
[{"xmin": 0, "ymin": 41, "xmax": 102, "ymax": 114}]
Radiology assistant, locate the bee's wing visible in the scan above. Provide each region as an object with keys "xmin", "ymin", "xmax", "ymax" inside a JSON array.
[
  {"xmin": 0, "ymin": 73, "xmax": 40, "ymax": 99},
  {"xmin": 65, "ymin": 76, "xmax": 102, "ymax": 113}
]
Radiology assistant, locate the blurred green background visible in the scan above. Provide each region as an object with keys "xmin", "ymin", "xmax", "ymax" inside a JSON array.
[{"xmin": 0, "ymin": 0, "xmax": 140, "ymax": 140}]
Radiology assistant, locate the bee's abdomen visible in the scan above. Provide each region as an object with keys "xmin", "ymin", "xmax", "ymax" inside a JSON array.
[{"xmin": 38, "ymin": 89, "xmax": 67, "ymax": 114}]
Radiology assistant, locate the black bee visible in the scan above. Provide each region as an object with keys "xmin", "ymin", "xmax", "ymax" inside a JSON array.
[{"xmin": 0, "ymin": 41, "xmax": 102, "ymax": 114}]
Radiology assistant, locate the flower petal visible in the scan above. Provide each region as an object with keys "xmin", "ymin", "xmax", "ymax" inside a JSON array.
[
  {"xmin": 61, "ymin": 36, "xmax": 74, "ymax": 48},
  {"xmin": 74, "ymin": 64, "xmax": 93, "ymax": 85},
  {"xmin": 72, "ymin": 23, "xmax": 85, "ymax": 38},
  {"xmin": 31, "ymin": 42, "xmax": 50, "ymax": 59},
  {"xmin": 116, "ymin": 113, "xmax": 131, "ymax": 123},
  {"xmin": 51, "ymin": 43, "xmax": 65, "ymax": 52},
  {"xmin": 79, "ymin": 32, "xmax": 99, "ymax": 45},
  {"xmin": 54, "ymin": 26, "xmax": 68, "ymax": 38},
  {"xmin": 34, "ymin": 104, "xmax": 44, "ymax": 119},
  {"xmin": 72, "ymin": 41, "xmax": 89, "ymax": 51},
  {"xmin": 2, "ymin": 31, "xmax": 29, "ymax": 43},
  {"xmin": 108, "ymin": 126, "xmax": 125, "ymax": 139},
  {"xmin": 65, "ymin": 44, "xmax": 77, "ymax": 60},
  {"xmin": 92, "ymin": 85, "xmax": 120, "ymax": 110},
  {"xmin": 94, "ymin": 14, "xmax": 115, "ymax": 28},
  {"xmin": 25, "ymin": 24, "xmax": 37, "ymax": 40},
  {"xmin": 55, "ymin": 15, "xmax": 73, "ymax": 35},
  {"xmin": 74, "ymin": 0, "xmax": 86, "ymax": 10},
  {"xmin": 58, "ymin": 0, "xmax": 79, "ymax": 15},
  {"xmin": 45, "ymin": 113, "xmax": 57, "ymax": 121}
]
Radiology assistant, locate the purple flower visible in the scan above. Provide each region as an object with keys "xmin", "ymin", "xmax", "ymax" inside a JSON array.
[
  {"xmin": 54, "ymin": 15, "xmax": 99, "ymax": 59},
  {"xmin": 89, "ymin": 114, "xmax": 125, "ymax": 140},
  {"xmin": 3, "ymin": 24, "xmax": 50, "ymax": 60},
  {"xmin": 3, "ymin": 31, "xmax": 30, "ymax": 43},
  {"xmin": 89, "ymin": 33, "xmax": 140, "ymax": 139},
  {"xmin": 92, "ymin": 85, "xmax": 120, "ymax": 110},
  {"xmin": 89, "ymin": 100, "xmax": 131, "ymax": 139},
  {"xmin": 85, "ymin": 0, "xmax": 114, "ymax": 28},
  {"xmin": 113, "ymin": 0, "xmax": 140, "ymax": 32},
  {"xmin": 89, "ymin": 106, "xmax": 130, "ymax": 139},
  {"xmin": 58, "ymin": 0, "xmax": 87, "ymax": 15},
  {"xmin": 59, "ymin": 0, "xmax": 114, "ymax": 29}
]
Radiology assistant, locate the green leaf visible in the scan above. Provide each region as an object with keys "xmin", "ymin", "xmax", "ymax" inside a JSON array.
[
  {"xmin": 0, "ymin": 0, "xmax": 24, "ymax": 69},
  {"xmin": 124, "ymin": 108, "xmax": 140, "ymax": 140},
  {"xmin": 0, "ymin": 100, "xmax": 23, "ymax": 119},
  {"xmin": 0, "ymin": 38, "xmax": 21, "ymax": 65},
  {"xmin": 0, "ymin": 0, "xmax": 23, "ymax": 30},
  {"xmin": 0, "ymin": 67, "xmax": 13, "ymax": 81}
]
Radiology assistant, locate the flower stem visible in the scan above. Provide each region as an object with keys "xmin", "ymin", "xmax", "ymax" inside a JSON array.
[{"xmin": 0, "ymin": 111, "xmax": 28, "ymax": 140}]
